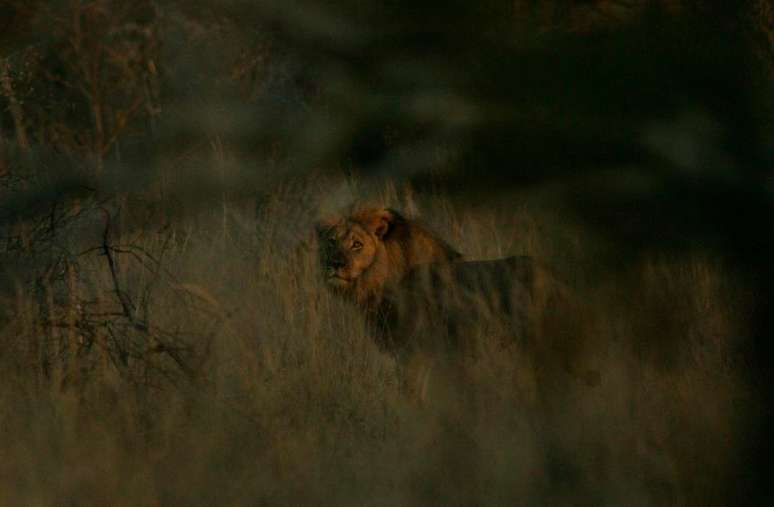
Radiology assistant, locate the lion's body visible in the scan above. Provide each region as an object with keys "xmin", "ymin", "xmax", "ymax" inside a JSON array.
[
  {"xmin": 317, "ymin": 206, "xmax": 600, "ymax": 395},
  {"xmin": 376, "ymin": 256, "xmax": 538, "ymax": 352}
]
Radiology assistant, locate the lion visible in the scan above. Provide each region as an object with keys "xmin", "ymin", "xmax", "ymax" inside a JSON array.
[
  {"xmin": 316, "ymin": 206, "xmax": 546, "ymax": 349},
  {"xmin": 316, "ymin": 205, "xmax": 601, "ymax": 392}
]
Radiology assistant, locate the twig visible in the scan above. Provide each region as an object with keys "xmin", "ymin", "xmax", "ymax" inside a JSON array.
[
  {"xmin": 99, "ymin": 207, "xmax": 135, "ymax": 321},
  {"xmin": 0, "ymin": 57, "xmax": 29, "ymax": 151}
]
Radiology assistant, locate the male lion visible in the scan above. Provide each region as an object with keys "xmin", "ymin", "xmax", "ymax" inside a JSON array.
[
  {"xmin": 317, "ymin": 207, "xmax": 542, "ymax": 350},
  {"xmin": 317, "ymin": 206, "xmax": 600, "ymax": 389}
]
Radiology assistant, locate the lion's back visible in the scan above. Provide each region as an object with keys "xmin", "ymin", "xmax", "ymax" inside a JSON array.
[{"xmin": 376, "ymin": 256, "xmax": 540, "ymax": 352}]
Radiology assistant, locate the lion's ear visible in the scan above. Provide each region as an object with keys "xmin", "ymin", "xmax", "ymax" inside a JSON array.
[
  {"xmin": 371, "ymin": 208, "xmax": 403, "ymax": 239},
  {"xmin": 352, "ymin": 207, "xmax": 403, "ymax": 239},
  {"xmin": 373, "ymin": 222, "xmax": 389, "ymax": 239}
]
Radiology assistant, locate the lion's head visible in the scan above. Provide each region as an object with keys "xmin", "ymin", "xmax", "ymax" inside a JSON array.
[{"xmin": 316, "ymin": 207, "xmax": 461, "ymax": 307}]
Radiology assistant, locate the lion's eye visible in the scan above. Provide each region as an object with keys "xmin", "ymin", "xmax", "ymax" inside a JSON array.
[{"xmin": 352, "ymin": 240, "xmax": 363, "ymax": 250}]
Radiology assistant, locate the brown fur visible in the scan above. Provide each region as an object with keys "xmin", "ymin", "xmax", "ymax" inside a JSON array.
[
  {"xmin": 316, "ymin": 207, "xmax": 549, "ymax": 347},
  {"xmin": 380, "ymin": 255, "xmax": 601, "ymax": 389},
  {"xmin": 317, "ymin": 206, "xmax": 600, "ymax": 390}
]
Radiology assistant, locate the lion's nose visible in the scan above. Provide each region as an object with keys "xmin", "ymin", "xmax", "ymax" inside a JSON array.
[{"xmin": 331, "ymin": 258, "xmax": 346, "ymax": 269}]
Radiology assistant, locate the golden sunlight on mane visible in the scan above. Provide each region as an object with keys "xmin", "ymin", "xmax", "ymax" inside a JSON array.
[{"xmin": 317, "ymin": 206, "xmax": 461, "ymax": 310}]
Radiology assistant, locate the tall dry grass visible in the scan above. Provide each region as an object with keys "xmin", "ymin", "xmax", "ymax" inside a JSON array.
[{"xmin": 0, "ymin": 180, "xmax": 754, "ymax": 505}]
